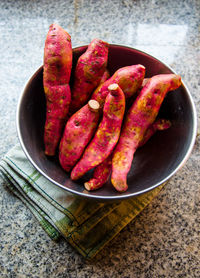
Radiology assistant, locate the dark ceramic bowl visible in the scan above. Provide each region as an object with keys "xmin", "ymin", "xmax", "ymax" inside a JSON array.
[{"xmin": 17, "ymin": 45, "xmax": 197, "ymax": 201}]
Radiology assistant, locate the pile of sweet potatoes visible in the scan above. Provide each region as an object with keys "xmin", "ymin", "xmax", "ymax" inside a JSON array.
[{"xmin": 43, "ymin": 23, "xmax": 182, "ymax": 192}]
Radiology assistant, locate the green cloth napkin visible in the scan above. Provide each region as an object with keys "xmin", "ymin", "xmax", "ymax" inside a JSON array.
[{"xmin": 0, "ymin": 144, "xmax": 165, "ymax": 259}]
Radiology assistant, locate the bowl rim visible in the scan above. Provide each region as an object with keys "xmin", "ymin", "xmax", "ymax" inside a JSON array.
[{"xmin": 16, "ymin": 44, "xmax": 198, "ymax": 201}]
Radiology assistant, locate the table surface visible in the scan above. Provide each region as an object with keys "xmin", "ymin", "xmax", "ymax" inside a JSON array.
[{"xmin": 0, "ymin": 0, "xmax": 199, "ymax": 277}]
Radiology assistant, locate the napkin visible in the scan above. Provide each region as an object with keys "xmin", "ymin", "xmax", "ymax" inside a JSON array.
[{"xmin": 0, "ymin": 144, "xmax": 165, "ymax": 259}]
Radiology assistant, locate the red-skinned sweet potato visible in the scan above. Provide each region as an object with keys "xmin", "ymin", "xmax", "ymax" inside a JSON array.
[
  {"xmin": 139, "ymin": 119, "xmax": 171, "ymax": 147},
  {"xmin": 69, "ymin": 39, "xmax": 109, "ymax": 114},
  {"xmin": 99, "ymin": 69, "xmax": 110, "ymax": 84},
  {"xmin": 84, "ymin": 155, "xmax": 112, "ymax": 191},
  {"xmin": 91, "ymin": 65, "xmax": 145, "ymax": 109},
  {"xmin": 84, "ymin": 118, "xmax": 171, "ymax": 191},
  {"xmin": 43, "ymin": 23, "xmax": 72, "ymax": 156},
  {"xmin": 71, "ymin": 83, "xmax": 125, "ymax": 180},
  {"xmin": 83, "ymin": 76, "xmax": 151, "ymax": 191},
  {"xmin": 111, "ymin": 74, "xmax": 181, "ymax": 192},
  {"xmin": 59, "ymin": 100, "xmax": 100, "ymax": 172}
]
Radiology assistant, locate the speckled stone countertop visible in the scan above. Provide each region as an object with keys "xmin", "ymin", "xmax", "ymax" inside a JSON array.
[{"xmin": 0, "ymin": 0, "xmax": 199, "ymax": 277}]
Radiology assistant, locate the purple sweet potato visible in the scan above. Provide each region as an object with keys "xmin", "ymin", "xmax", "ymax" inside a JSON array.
[
  {"xmin": 111, "ymin": 74, "xmax": 182, "ymax": 192},
  {"xmin": 71, "ymin": 83, "xmax": 125, "ymax": 180},
  {"xmin": 69, "ymin": 39, "xmax": 109, "ymax": 114},
  {"xmin": 59, "ymin": 100, "xmax": 100, "ymax": 172},
  {"xmin": 43, "ymin": 23, "xmax": 72, "ymax": 156},
  {"xmin": 91, "ymin": 65, "xmax": 145, "ymax": 109}
]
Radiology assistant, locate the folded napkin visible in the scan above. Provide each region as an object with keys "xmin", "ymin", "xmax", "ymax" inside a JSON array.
[{"xmin": 0, "ymin": 144, "xmax": 165, "ymax": 259}]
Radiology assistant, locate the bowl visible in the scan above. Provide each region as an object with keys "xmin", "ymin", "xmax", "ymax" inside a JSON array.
[{"xmin": 17, "ymin": 44, "xmax": 197, "ymax": 201}]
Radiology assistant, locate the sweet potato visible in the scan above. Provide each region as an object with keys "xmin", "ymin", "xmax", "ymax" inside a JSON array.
[
  {"xmin": 84, "ymin": 155, "xmax": 112, "ymax": 191},
  {"xmin": 43, "ymin": 23, "xmax": 72, "ymax": 156},
  {"xmin": 59, "ymin": 100, "xmax": 100, "ymax": 172},
  {"xmin": 139, "ymin": 119, "xmax": 171, "ymax": 147},
  {"xmin": 71, "ymin": 83, "xmax": 125, "ymax": 180},
  {"xmin": 111, "ymin": 74, "xmax": 181, "ymax": 192},
  {"xmin": 69, "ymin": 39, "xmax": 109, "ymax": 114},
  {"xmin": 91, "ymin": 65, "xmax": 145, "ymax": 109},
  {"xmin": 84, "ymin": 118, "xmax": 171, "ymax": 191},
  {"xmin": 99, "ymin": 69, "xmax": 110, "ymax": 84}
]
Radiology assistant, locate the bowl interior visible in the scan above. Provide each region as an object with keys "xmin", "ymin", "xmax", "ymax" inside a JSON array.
[{"xmin": 18, "ymin": 45, "xmax": 196, "ymax": 200}]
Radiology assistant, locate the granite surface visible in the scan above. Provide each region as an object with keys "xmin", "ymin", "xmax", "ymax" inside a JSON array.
[{"xmin": 0, "ymin": 0, "xmax": 199, "ymax": 277}]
